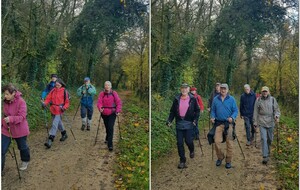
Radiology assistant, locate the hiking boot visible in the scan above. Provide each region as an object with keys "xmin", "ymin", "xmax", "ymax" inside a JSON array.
[
  {"xmin": 262, "ymin": 157, "xmax": 269, "ymax": 165},
  {"xmin": 225, "ymin": 162, "xmax": 231, "ymax": 169},
  {"xmin": 177, "ymin": 162, "xmax": 187, "ymax": 169},
  {"xmin": 19, "ymin": 161, "xmax": 29, "ymax": 171},
  {"xmin": 86, "ymin": 125, "xmax": 90, "ymax": 131},
  {"xmin": 216, "ymin": 159, "xmax": 223, "ymax": 166},
  {"xmin": 44, "ymin": 139, "xmax": 53, "ymax": 149},
  {"xmin": 246, "ymin": 141, "xmax": 251, "ymax": 146},
  {"xmin": 81, "ymin": 124, "xmax": 85, "ymax": 131},
  {"xmin": 190, "ymin": 152, "xmax": 195, "ymax": 158},
  {"xmin": 60, "ymin": 134, "xmax": 68, "ymax": 141},
  {"xmin": 108, "ymin": 147, "xmax": 113, "ymax": 151}
]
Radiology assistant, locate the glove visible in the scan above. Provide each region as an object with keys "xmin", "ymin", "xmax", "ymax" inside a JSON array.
[
  {"xmin": 41, "ymin": 103, "xmax": 46, "ymax": 109},
  {"xmin": 60, "ymin": 105, "xmax": 65, "ymax": 112},
  {"xmin": 166, "ymin": 121, "xmax": 171, "ymax": 127}
]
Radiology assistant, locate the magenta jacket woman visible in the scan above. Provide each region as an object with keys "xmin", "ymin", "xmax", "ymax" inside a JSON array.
[
  {"xmin": 97, "ymin": 81, "xmax": 122, "ymax": 151},
  {"xmin": 2, "ymin": 84, "xmax": 30, "ymax": 172}
]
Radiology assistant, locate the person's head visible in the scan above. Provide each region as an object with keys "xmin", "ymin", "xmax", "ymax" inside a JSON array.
[
  {"xmin": 55, "ymin": 78, "xmax": 66, "ymax": 89},
  {"xmin": 84, "ymin": 77, "xmax": 90, "ymax": 85},
  {"xmin": 51, "ymin": 74, "xmax": 58, "ymax": 82},
  {"xmin": 104, "ymin": 81, "xmax": 112, "ymax": 91},
  {"xmin": 215, "ymin": 82, "xmax": 221, "ymax": 92},
  {"xmin": 2, "ymin": 83, "xmax": 17, "ymax": 101},
  {"xmin": 244, "ymin": 84, "xmax": 251, "ymax": 94},
  {"xmin": 261, "ymin": 86, "xmax": 269, "ymax": 97},
  {"xmin": 190, "ymin": 87, "xmax": 197, "ymax": 95},
  {"xmin": 220, "ymin": 83, "xmax": 229, "ymax": 96},
  {"xmin": 180, "ymin": 83, "xmax": 190, "ymax": 96}
]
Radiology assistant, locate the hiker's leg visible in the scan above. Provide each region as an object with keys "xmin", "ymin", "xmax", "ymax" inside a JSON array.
[
  {"xmin": 87, "ymin": 105, "xmax": 94, "ymax": 126},
  {"xmin": 225, "ymin": 131, "xmax": 233, "ymax": 163},
  {"xmin": 260, "ymin": 126, "xmax": 268, "ymax": 157},
  {"xmin": 81, "ymin": 105, "xmax": 87, "ymax": 126},
  {"xmin": 101, "ymin": 115, "xmax": 109, "ymax": 142},
  {"xmin": 57, "ymin": 115, "xmax": 65, "ymax": 132},
  {"xmin": 185, "ymin": 128, "xmax": 194, "ymax": 153},
  {"xmin": 267, "ymin": 126, "xmax": 274, "ymax": 156},
  {"xmin": 1, "ymin": 134, "xmax": 11, "ymax": 171},
  {"xmin": 15, "ymin": 136, "xmax": 30, "ymax": 162},
  {"xmin": 250, "ymin": 118, "xmax": 255, "ymax": 141},
  {"xmin": 214, "ymin": 125, "xmax": 225, "ymax": 160},
  {"xmin": 244, "ymin": 117, "xmax": 251, "ymax": 143},
  {"xmin": 49, "ymin": 115, "xmax": 61, "ymax": 136},
  {"xmin": 176, "ymin": 129, "xmax": 186, "ymax": 163},
  {"xmin": 106, "ymin": 114, "xmax": 116, "ymax": 148},
  {"xmin": 194, "ymin": 123, "xmax": 199, "ymax": 139}
]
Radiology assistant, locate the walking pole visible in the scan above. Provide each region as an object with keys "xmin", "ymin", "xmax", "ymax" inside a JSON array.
[
  {"xmin": 61, "ymin": 113, "xmax": 76, "ymax": 141},
  {"xmin": 43, "ymin": 109, "xmax": 49, "ymax": 141},
  {"xmin": 7, "ymin": 124, "xmax": 21, "ymax": 180},
  {"xmin": 117, "ymin": 115, "xmax": 122, "ymax": 140},
  {"xmin": 276, "ymin": 122, "xmax": 279, "ymax": 153},
  {"xmin": 202, "ymin": 115, "xmax": 206, "ymax": 139},
  {"xmin": 209, "ymin": 113, "xmax": 213, "ymax": 160},
  {"xmin": 73, "ymin": 94, "xmax": 83, "ymax": 120},
  {"xmin": 233, "ymin": 125, "xmax": 245, "ymax": 160},
  {"xmin": 198, "ymin": 136, "xmax": 204, "ymax": 156},
  {"xmin": 94, "ymin": 113, "xmax": 101, "ymax": 146}
]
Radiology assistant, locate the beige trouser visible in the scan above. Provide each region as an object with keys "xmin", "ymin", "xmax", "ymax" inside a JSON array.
[{"xmin": 214, "ymin": 124, "xmax": 233, "ymax": 163}]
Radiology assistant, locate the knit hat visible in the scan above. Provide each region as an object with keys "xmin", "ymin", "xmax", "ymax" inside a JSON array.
[
  {"xmin": 56, "ymin": 78, "xmax": 66, "ymax": 87},
  {"xmin": 220, "ymin": 83, "xmax": 229, "ymax": 90},
  {"xmin": 180, "ymin": 83, "xmax": 189, "ymax": 88},
  {"xmin": 190, "ymin": 87, "xmax": 197, "ymax": 91},
  {"xmin": 84, "ymin": 77, "xmax": 90, "ymax": 81},
  {"xmin": 261, "ymin": 86, "xmax": 269, "ymax": 92},
  {"xmin": 51, "ymin": 74, "xmax": 58, "ymax": 78}
]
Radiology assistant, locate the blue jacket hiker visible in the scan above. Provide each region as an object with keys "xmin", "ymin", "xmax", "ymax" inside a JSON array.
[
  {"xmin": 167, "ymin": 83, "xmax": 200, "ymax": 169},
  {"xmin": 240, "ymin": 84, "xmax": 256, "ymax": 146},
  {"xmin": 210, "ymin": 83, "xmax": 238, "ymax": 169},
  {"xmin": 76, "ymin": 77, "xmax": 97, "ymax": 131},
  {"xmin": 41, "ymin": 74, "xmax": 58, "ymax": 100}
]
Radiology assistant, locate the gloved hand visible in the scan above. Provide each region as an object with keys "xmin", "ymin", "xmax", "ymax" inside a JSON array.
[
  {"xmin": 60, "ymin": 105, "xmax": 65, "ymax": 112},
  {"xmin": 166, "ymin": 121, "xmax": 171, "ymax": 127},
  {"xmin": 41, "ymin": 103, "xmax": 46, "ymax": 109}
]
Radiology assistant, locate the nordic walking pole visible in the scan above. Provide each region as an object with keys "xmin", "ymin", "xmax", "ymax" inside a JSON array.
[
  {"xmin": 276, "ymin": 121, "xmax": 279, "ymax": 153},
  {"xmin": 94, "ymin": 113, "xmax": 101, "ymax": 146},
  {"xmin": 117, "ymin": 115, "xmax": 122, "ymax": 140},
  {"xmin": 233, "ymin": 125, "xmax": 245, "ymax": 160},
  {"xmin": 61, "ymin": 113, "xmax": 76, "ymax": 141},
  {"xmin": 202, "ymin": 114, "xmax": 206, "ymax": 139},
  {"xmin": 73, "ymin": 94, "xmax": 83, "ymax": 121},
  {"xmin": 7, "ymin": 124, "xmax": 21, "ymax": 180},
  {"xmin": 198, "ymin": 136, "xmax": 204, "ymax": 156},
  {"xmin": 43, "ymin": 108, "xmax": 49, "ymax": 141},
  {"xmin": 209, "ymin": 113, "xmax": 213, "ymax": 160}
]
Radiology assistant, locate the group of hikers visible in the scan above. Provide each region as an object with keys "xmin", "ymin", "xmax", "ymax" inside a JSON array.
[
  {"xmin": 167, "ymin": 82, "xmax": 280, "ymax": 169},
  {"xmin": 2, "ymin": 74, "xmax": 122, "ymax": 173}
]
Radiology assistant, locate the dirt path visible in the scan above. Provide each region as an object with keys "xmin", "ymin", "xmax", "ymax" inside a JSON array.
[
  {"xmin": 151, "ymin": 118, "xmax": 279, "ymax": 190},
  {"xmin": 2, "ymin": 92, "xmax": 128, "ymax": 190}
]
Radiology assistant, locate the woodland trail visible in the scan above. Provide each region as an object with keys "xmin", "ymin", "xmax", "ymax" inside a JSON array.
[
  {"xmin": 151, "ymin": 117, "xmax": 279, "ymax": 190},
  {"xmin": 2, "ymin": 92, "xmax": 130, "ymax": 190}
]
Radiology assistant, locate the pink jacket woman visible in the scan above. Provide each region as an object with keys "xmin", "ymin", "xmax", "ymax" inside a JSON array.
[
  {"xmin": 97, "ymin": 90, "xmax": 122, "ymax": 115},
  {"xmin": 2, "ymin": 91, "xmax": 30, "ymax": 138}
]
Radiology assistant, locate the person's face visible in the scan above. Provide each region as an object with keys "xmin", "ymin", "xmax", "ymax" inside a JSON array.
[
  {"xmin": 244, "ymin": 87, "xmax": 250, "ymax": 94},
  {"xmin": 262, "ymin": 90, "xmax": 269, "ymax": 97},
  {"xmin": 51, "ymin": 77, "xmax": 57, "ymax": 82},
  {"xmin": 191, "ymin": 90, "xmax": 196, "ymax": 94},
  {"xmin": 4, "ymin": 90, "xmax": 15, "ymax": 101},
  {"xmin": 180, "ymin": 87, "xmax": 189, "ymax": 95},
  {"xmin": 216, "ymin": 85, "xmax": 220, "ymax": 92},
  {"xmin": 104, "ymin": 83, "xmax": 111, "ymax": 91},
  {"xmin": 220, "ymin": 87, "xmax": 227, "ymax": 96},
  {"xmin": 84, "ymin": 80, "xmax": 90, "ymax": 85},
  {"xmin": 55, "ymin": 82, "xmax": 62, "ymax": 89}
]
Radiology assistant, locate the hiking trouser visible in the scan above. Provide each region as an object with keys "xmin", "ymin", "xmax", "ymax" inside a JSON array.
[
  {"xmin": 244, "ymin": 116, "xmax": 255, "ymax": 142},
  {"xmin": 176, "ymin": 128, "xmax": 194, "ymax": 163},
  {"xmin": 101, "ymin": 113, "xmax": 117, "ymax": 148},
  {"xmin": 214, "ymin": 124, "xmax": 233, "ymax": 163},
  {"xmin": 260, "ymin": 126, "xmax": 274, "ymax": 158},
  {"xmin": 81, "ymin": 104, "xmax": 93, "ymax": 121},
  {"xmin": 2, "ymin": 134, "xmax": 30, "ymax": 171},
  {"xmin": 49, "ymin": 115, "xmax": 65, "ymax": 136}
]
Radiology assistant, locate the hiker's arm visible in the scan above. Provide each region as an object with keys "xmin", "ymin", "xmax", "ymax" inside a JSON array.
[
  {"xmin": 44, "ymin": 89, "xmax": 53, "ymax": 105},
  {"xmin": 114, "ymin": 92, "xmax": 122, "ymax": 113},
  {"xmin": 87, "ymin": 85, "xmax": 97, "ymax": 96},
  {"xmin": 63, "ymin": 92, "xmax": 70, "ymax": 110},
  {"xmin": 239, "ymin": 96, "xmax": 243, "ymax": 117},
  {"xmin": 76, "ymin": 86, "xmax": 84, "ymax": 96},
  {"xmin": 273, "ymin": 98, "xmax": 280, "ymax": 119},
  {"xmin": 253, "ymin": 100, "xmax": 258, "ymax": 126},
  {"xmin": 194, "ymin": 99, "xmax": 200, "ymax": 124},
  {"xmin": 97, "ymin": 92, "xmax": 103, "ymax": 111},
  {"xmin": 41, "ymin": 84, "xmax": 50, "ymax": 99},
  {"xmin": 8, "ymin": 99, "xmax": 27, "ymax": 125},
  {"xmin": 167, "ymin": 100, "xmax": 176, "ymax": 123},
  {"xmin": 230, "ymin": 98, "xmax": 238, "ymax": 120},
  {"xmin": 210, "ymin": 98, "xmax": 216, "ymax": 119}
]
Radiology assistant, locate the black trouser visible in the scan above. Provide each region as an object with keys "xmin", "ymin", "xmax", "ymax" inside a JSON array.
[
  {"xmin": 101, "ymin": 113, "xmax": 117, "ymax": 148},
  {"xmin": 176, "ymin": 128, "xmax": 194, "ymax": 163}
]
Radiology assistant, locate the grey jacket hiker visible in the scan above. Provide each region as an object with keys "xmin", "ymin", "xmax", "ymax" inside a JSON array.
[{"xmin": 253, "ymin": 94, "xmax": 280, "ymax": 128}]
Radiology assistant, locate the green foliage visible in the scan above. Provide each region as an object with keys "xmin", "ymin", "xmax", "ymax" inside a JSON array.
[
  {"xmin": 114, "ymin": 95, "xmax": 149, "ymax": 189},
  {"xmin": 273, "ymin": 115, "xmax": 298, "ymax": 189}
]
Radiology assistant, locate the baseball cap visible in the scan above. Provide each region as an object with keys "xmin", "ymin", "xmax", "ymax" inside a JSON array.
[
  {"xmin": 84, "ymin": 77, "xmax": 90, "ymax": 81},
  {"xmin": 220, "ymin": 83, "xmax": 229, "ymax": 90},
  {"xmin": 261, "ymin": 86, "xmax": 269, "ymax": 92},
  {"xmin": 180, "ymin": 83, "xmax": 189, "ymax": 88}
]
